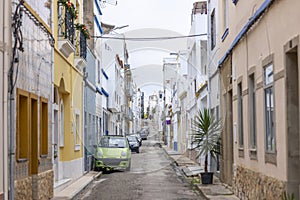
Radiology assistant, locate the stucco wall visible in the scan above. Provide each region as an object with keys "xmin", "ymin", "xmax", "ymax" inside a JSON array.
[{"xmin": 230, "ymin": 0, "xmax": 300, "ymax": 180}]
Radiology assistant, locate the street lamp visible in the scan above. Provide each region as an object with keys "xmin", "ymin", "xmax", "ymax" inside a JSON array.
[
  {"xmin": 112, "ymin": 25, "xmax": 129, "ymax": 31},
  {"xmin": 101, "ymin": 23, "xmax": 129, "ymax": 35}
]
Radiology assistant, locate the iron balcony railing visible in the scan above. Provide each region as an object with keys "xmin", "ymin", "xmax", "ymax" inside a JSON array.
[
  {"xmin": 75, "ymin": 31, "xmax": 87, "ymax": 59},
  {"xmin": 58, "ymin": 2, "xmax": 75, "ymax": 44}
]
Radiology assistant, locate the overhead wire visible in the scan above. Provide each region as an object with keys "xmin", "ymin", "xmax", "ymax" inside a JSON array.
[{"xmin": 92, "ymin": 33, "xmax": 207, "ymax": 41}]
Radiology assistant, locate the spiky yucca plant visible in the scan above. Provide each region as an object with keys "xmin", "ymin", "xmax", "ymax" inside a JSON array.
[{"xmin": 191, "ymin": 108, "xmax": 221, "ymax": 172}]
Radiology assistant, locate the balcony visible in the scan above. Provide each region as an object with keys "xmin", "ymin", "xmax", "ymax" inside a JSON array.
[
  {"xmin": 57, "ymin": 1, "xmax": 76, "ymax": 57},
  {"xmin": 108, "ymin": 101, "xmax": 121, "ymax": 113},
  {"xmin": 121, "ymin": 105, "xmax": 133, "ymax": 121},
  {"xmin": 75, "ymin": 30, "xmax": 87, "ymax": 72}
]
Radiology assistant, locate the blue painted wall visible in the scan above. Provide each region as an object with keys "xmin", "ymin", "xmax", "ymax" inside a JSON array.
[{"xmin": 84, "ymin": 47, "xmax": 97, "ymax": 171}]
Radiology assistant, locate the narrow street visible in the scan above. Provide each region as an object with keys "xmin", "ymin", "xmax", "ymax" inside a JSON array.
[{"xmin": 75, "ymin": 120, "xmax": 205, "ymax": 200}]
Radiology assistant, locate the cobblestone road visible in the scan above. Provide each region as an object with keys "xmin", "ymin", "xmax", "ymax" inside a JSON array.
[{"xmin": 75, "ymin": 141, "xmax": 205, "ymax": 200}]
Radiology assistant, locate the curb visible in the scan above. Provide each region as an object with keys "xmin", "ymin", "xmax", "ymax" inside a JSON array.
[
  {"xmin": 71, "ymin": 171, "xmax": 102, "ymax": 200},
  {"xmin": 160, "ymin": 145, "xmax": 209, "ymax": 200}
]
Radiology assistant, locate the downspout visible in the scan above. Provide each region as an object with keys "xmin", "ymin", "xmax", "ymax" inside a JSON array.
[
  {"xmin": 51, "ymin": 0, "xmax": 55, "ymax": 172},
  {"xmin": 207, "ymin": 1, "xmax": 211, "ymax": 111},
  {"xmin": 3, "ymin": 0, "xmax": 12, "ymax": 199},
  {"xmin": 9, "ymin": 0, "xmax": 21, "ymax": 199},
  {"xmin": 82, "ymin": 67, "xmax": 86, "ymax": 173}
]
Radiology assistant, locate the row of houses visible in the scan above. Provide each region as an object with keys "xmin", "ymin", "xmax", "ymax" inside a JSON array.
[
  {"xmin": 0, "ymin": 0, "xmax": 140, "ymax": 199},
  {"xmin": 160, "ymin": 0, "xmax": 300, "ymax": 199}
]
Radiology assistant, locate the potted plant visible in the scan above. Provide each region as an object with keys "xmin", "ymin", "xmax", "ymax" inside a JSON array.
[{"xmin": 191, "ymin": 108, "xmax": 221, "ymax": 184}]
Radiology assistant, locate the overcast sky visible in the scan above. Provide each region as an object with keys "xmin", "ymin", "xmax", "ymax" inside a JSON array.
[{"xmin": 101, "ymin": 0, "xmax": 198, "ymax": 35}]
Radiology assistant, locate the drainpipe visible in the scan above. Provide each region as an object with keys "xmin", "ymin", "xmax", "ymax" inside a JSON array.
[
  {"xmin": 50, "ymin": 0, "xmax": 55, "ymax": 171},
  {"xmin": 206, "ymin": 2, "xmax": 211, "ymax": 111},
  {"xmin": 8, "ymin": 36, "xmax": 15, "ymax": 200},
  {"xmin": 3, "ymin": 0, "xmax": 12, "ymax": 199},
  {"xmin": 7, "ymin": 0, "xmax": 14, "ymax": 199}
]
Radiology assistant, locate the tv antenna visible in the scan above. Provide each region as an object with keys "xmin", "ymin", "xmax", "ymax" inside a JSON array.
[{"xmin": 100, "ymin": 0, "xmax": 118, "ymax": 8}]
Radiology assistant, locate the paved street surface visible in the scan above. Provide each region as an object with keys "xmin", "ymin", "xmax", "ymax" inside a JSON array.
[{"xmin": 74, "ymin": 140, "xmax": 205, "ymax": 200}]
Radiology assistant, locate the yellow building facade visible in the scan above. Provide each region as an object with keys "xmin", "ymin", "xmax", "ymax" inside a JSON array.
[{"xmin": 53, "ymin": 0, "xmax": 86, "ymax": 188}]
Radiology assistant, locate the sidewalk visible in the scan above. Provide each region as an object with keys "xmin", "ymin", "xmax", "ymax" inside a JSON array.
[
  {"xmin": 52, "ymin": 171, "xmax": 102, "ymax": 200},
  {"xmin": 161, "ymin": 145, "xmax": 240, "ymax": 200}
]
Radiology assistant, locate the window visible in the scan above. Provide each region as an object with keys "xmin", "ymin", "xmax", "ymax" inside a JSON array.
[
  {"xmin": 237, "ymin": 82, "xmax": 244, "ymax": 147},
  {"xmin": 210, "ymin": 9, "xmax": 216, "ymax": 50},
  {"xmin": 59, "ymin": 100, "xmax": 64, "ymax": 147},
  {"xmin": 194, "ymin": 79, "xmax": 197, "ymax": 93},
  {"xmin": 216, "ymin": 105, "xmax": 219, "ymax": 121},
  {"xmin": 249, "ymin": 74, "xmax": 256, "ymax": 149},
  {"xmin": 99, "ymin": 117, "xmax": 102, "ymax": 137},
  {"xmin": 98, "ymin": 60, "xmax": 101, "ymax": 84},
  {"xmin": 17, "ymin": 89, "xmax": 29, "ymax": 160},
  {"xmin": 40, "ymin": 98, "xmax": 48, "ymax": 156},
  {"xmin": 223, "ymin": 0, "xmax": 229, "ymax": 31},
  {"xmin": 30, "ymin": 95, "xmax": 38, "ymax": 175},
  {"xmin": 221, "ymin": 0, "xmax": 229, "ymax": 41},
  {"xmin": 264, "ymin": 64, "xmax": 275, "ymax": 152},
  {"xmin": 96, "ymin": 116, "xmax": 99, "ymax": 135},
  {"xmin": 17, "ymin": 89, "xmax": 49, "ymax": 172},
  {"xmin": 74, "ymin": 110, "xmax": 80, "ymax": 151}
]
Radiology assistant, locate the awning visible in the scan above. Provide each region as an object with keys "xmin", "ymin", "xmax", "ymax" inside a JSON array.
[
  {"xmin": 218, "ymin": 0, "xmax": 274, "ymax": 67},
  {"xmin": 96, "ymin": 86, "xmax": 103, "ymax": 95},
  {"xmin": 95, "ymin": 0, "xmax": 103, "ymax": 15},
  {"xmin": 101, "ymin": 87, "xmax": 109, "ymax": 97},
  {"xmin": 102, "ymin": 68, "xmax": 109, "ymax": 79},
  {"xmin": 94, "ymin": 16, "xmax": 103, "ymax": 34}
]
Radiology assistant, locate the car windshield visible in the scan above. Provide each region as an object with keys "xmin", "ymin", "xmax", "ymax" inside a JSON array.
[
  {"xmin": 127, "ymin": 136, "xmax": 137, "ymax": 142},
  {"xmin": 99, "ymin": 137, "xmax": 126, "ymax": 148},
  {"xmin": 134, "ymin": 134, "xmax": 141, "ymax": 139}
]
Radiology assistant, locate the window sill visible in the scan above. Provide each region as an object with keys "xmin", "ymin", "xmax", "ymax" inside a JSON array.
[
  {"xmin": 265, "ymin": 152, "xmax": 277, "ymax": 165},
  {"xmin": 249, "ymin": 148, "xmax": 257, "ymax": 160},
  {"xmin": 221, "ymin": 28, "xmax": 229, "ymax": 42},
  {"xmin": 40, "ymin": 154, "xmax": 48, "ymax": 158},
  {"xmin": 238, "ymin": 147, "xmax": 244, "ymax": 158},
  {"xmin": 17, "ymin": 158, "xmax": 28, "ymax": 163},
  {"xmin": 74, "ymin": 144, "xmax": 81, "ymax": 151}
]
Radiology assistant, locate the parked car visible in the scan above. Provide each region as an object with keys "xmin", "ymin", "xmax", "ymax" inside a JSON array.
[
  {"xmin": 127, "ymin": 135, "xmax": 140, "ymax": 153},
  {"xmin": 142, "ymin": 127, "xmax": 149, "ymax": 135},
  {"xmin": 133, "ymin": 134, "xmax": 142, "ymax": 146},
  {"xmin": 139, "ymin": 129, "xmax": 148, "ymax": 140},
  {"xmin": 94, "ymin": 135, "xmax": 131, "ymax": 171}
]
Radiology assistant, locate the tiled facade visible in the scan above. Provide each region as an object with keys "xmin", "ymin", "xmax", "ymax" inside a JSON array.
[{"xmin": 12, "ymin": 1, "xmax": 54, "ymax": 199}]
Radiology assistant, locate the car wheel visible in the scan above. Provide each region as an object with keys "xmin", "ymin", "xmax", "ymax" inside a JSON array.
[
  {"xmin": 126, "ymin": 161, "xmax": 131, "ymax": 171},
  {"xmin": 137, "ymin": 149, "xmax": 140, "ymax": 153}
]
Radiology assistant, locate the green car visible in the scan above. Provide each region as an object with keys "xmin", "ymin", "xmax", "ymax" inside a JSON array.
[{"xmin": 94, "ymin": 135, "xmax": 131, "ymax": 171}]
